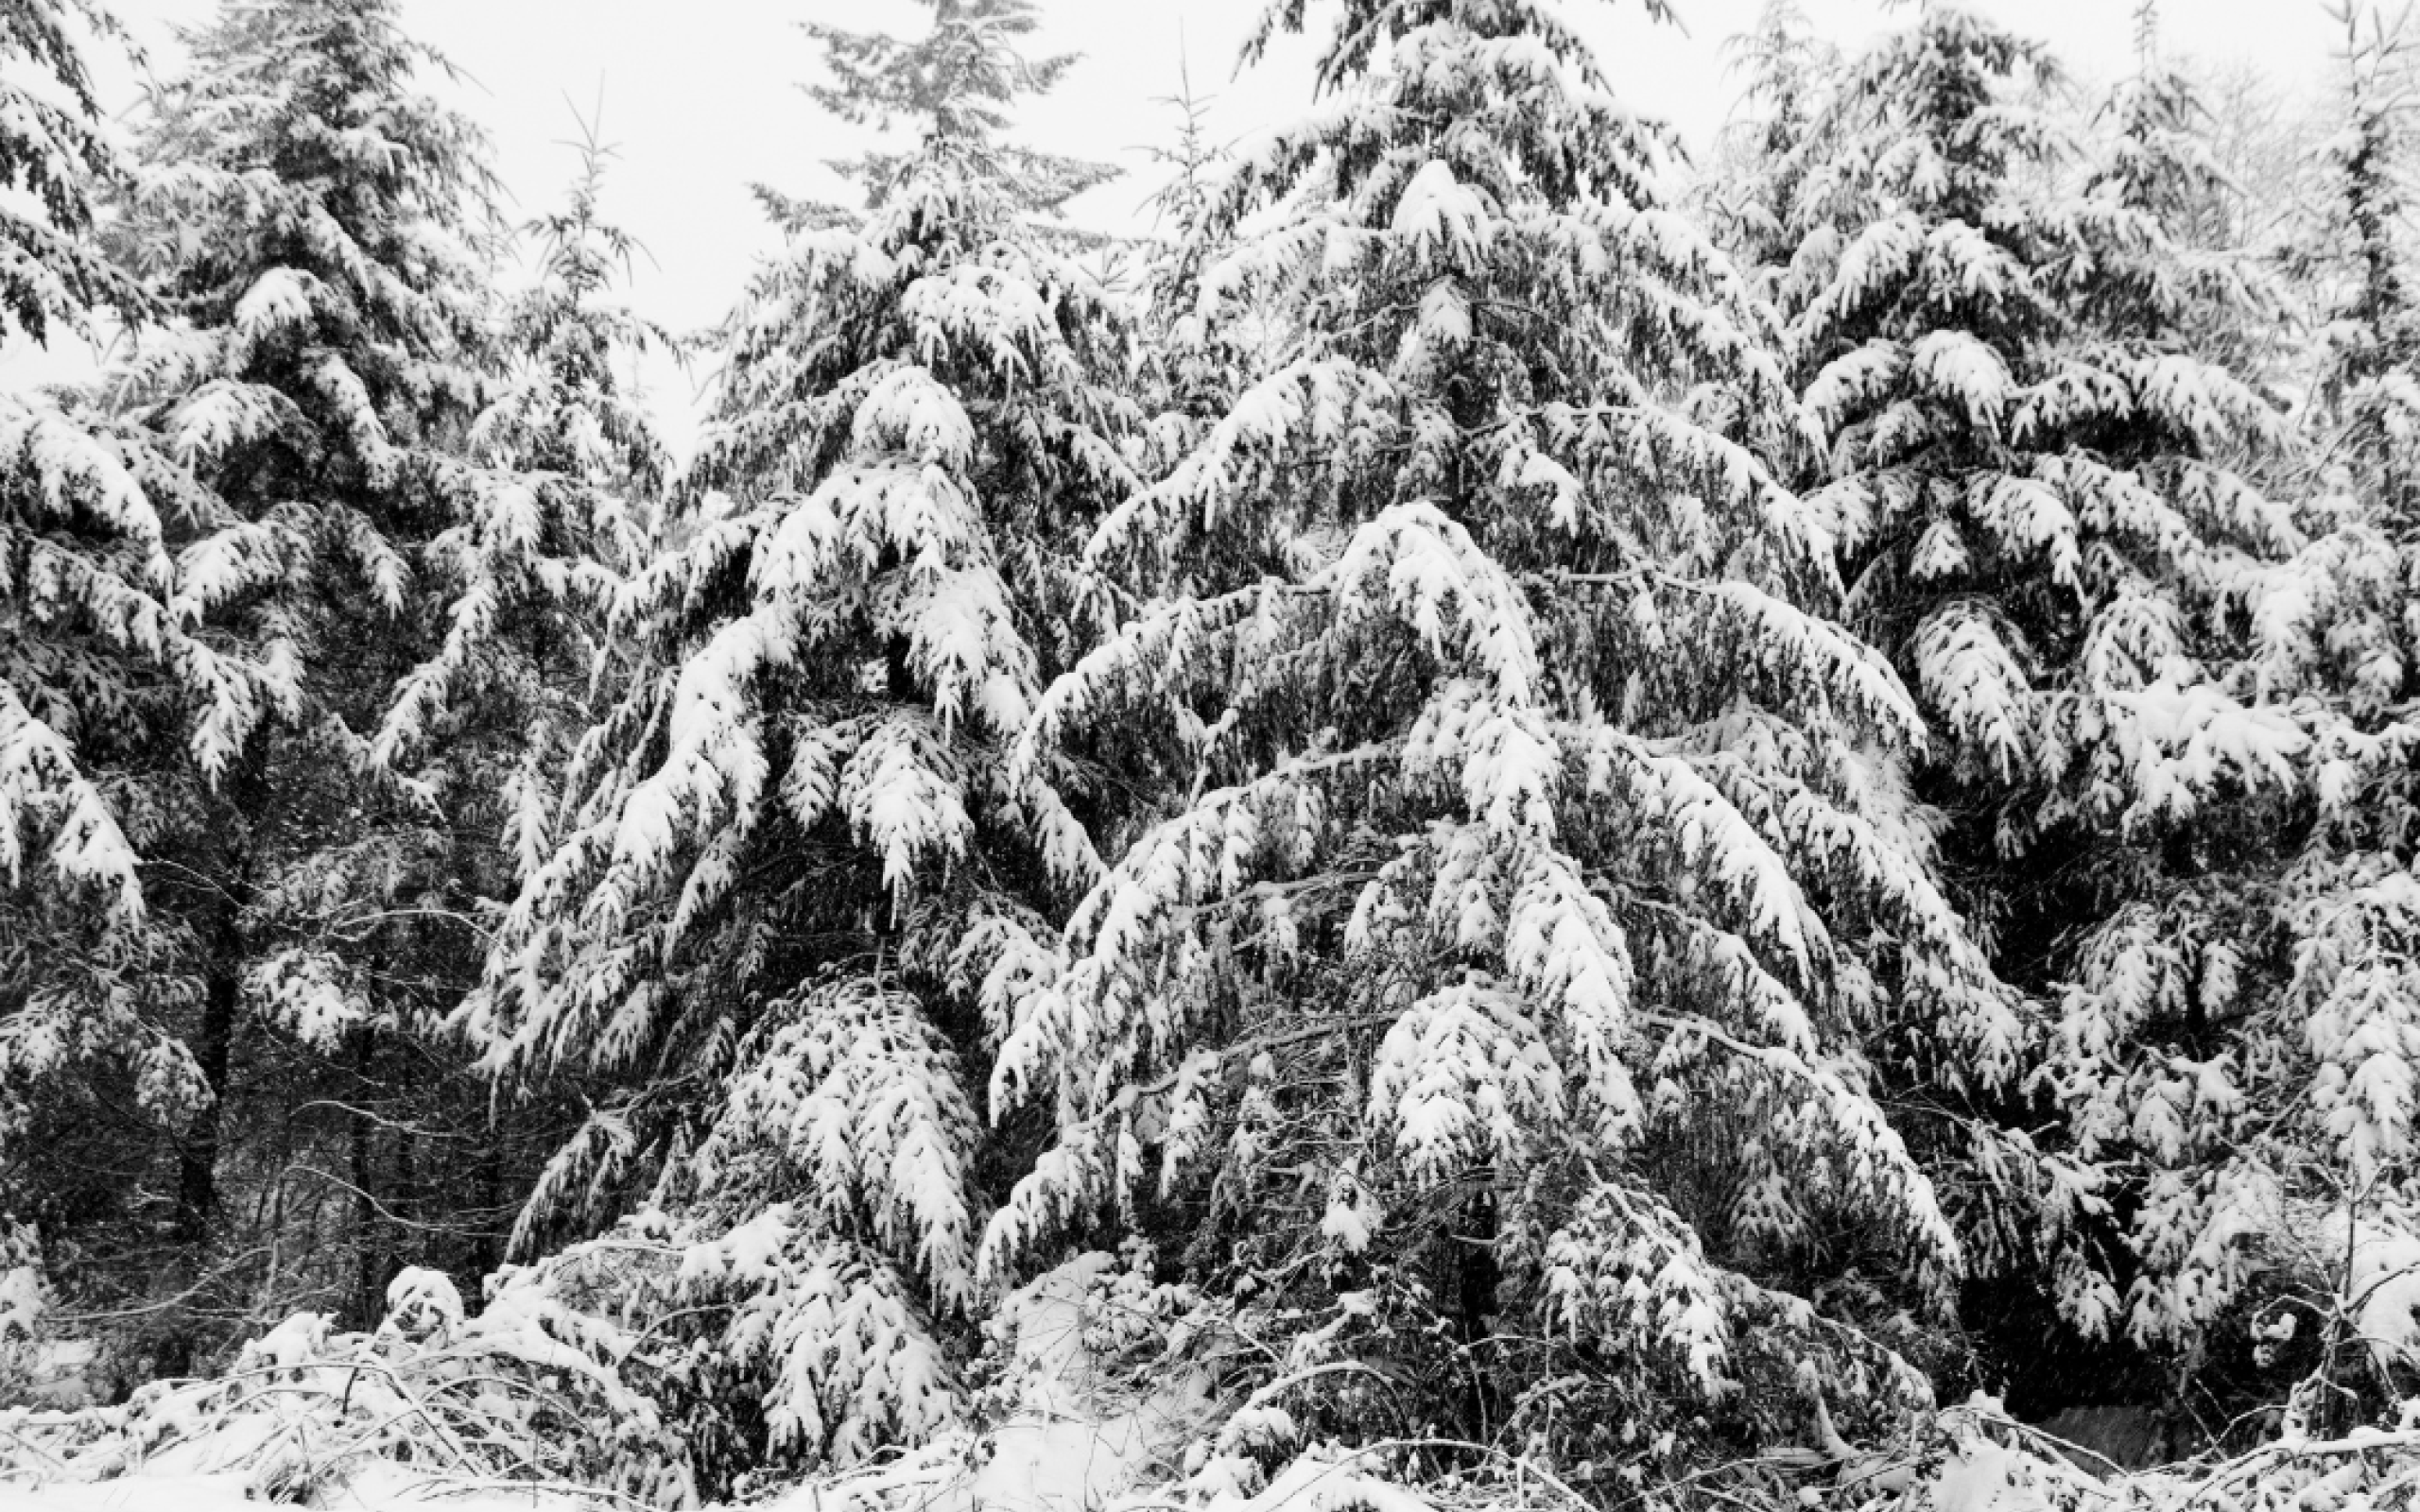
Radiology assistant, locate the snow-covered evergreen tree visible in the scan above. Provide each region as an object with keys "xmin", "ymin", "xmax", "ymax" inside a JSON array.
[
  {"xmin": 2133, "ymin": 0, "xmax": 2420, "ymax": 1432},
  {"xmin": 2, "ymin": 182, "xmax": 166, "ymax": 1037},
  {"xmin": 1703, "ymin": 1, "xmax": 1839, "ymax": 295},
  {"xmin": 376, "ymin": 117, "xmax": 669, "ymax": 879},
  {"xmin": 1, "ymin": 0, "xmax": 574, "ymax": 1371},
  {"xmin": 0, "ymin": 0, "xmax": 136, "ymax": 342},
  {"xmin": 2089, "ymin": 3, "xmax": 2296, "ymax": 381},
  {"xmin": 0, "ymin": 0, "xmax": 300, "ymax": 1357},
  {"xmin": 1, "ymin": 0, "xmax": 181, "ymax": 1015},
  {"xmin": 1776, "ymin": 2, "xmax": 2302, "ymax": 866},
  {"xmin": 2292, "ymin": 0, "xmax": 2420, "ymax": 821},
  {"xmin": 462, "ymin": 0, "xmax": 1140, "ymax": 1486},
  {"xmin": 1748, "ymin": 5, "xmax": 2403, "ymax": 1404},
  {"xmin": 976, "ymin": 0, "xmax": 2016, "ymax": 1483}
]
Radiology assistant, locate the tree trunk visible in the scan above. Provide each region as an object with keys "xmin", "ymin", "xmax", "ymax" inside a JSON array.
[
  {"xmin": 171, "ymin": 918, "xmax": 242, "ymax": 1253},
  {"xmin": 163, "ymin": 742, "xmax": 265, "ymax": 1372},
  {"xmin": 352, "ymin": 1023, "xmax": 382, "ymax": 1329},
  {"xmin": 1455, "ymin": 1190, "xmax": 1501, "ymax": 1439},
  {"xmin": 161, "ymin": 888, "xmax": 246, "ymax": 1378}
]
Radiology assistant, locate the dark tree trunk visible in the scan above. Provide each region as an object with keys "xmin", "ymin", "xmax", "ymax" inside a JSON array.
[
  {"xmin": 171, "ymin": 915, "xmax": 243, "ymax": 1254},
  {"xmin": 352, "ymin": 1023, "xmax": 382, "ymax": 1329},
  {"xmin": 1456, "ymin": 1190, "xmax": 1502, "ymax": 1438},
  {"xmin": 476, "ymin": 1129, "xmax": 506, "ymax": 1276},
  {"xmin": 161, "ymin": 874, "xmax": 248, "ymax": 1378}
]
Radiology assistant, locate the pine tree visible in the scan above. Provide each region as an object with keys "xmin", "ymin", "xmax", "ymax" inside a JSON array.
[
  {"xmin": 1748, "ymin": 5, "xmax": 2370, "ymax": 1398},
  {"xmin": 4, "ymin": 0, "xmax": 562, "ymax": 1372},
  {"xmin": 976, "ymin": 0, "xmax": 2014, "ymax": 1484},
  {"xmin": 0, "ymin": 0, "xmax": 300, "ymax": 1370},
  {"xmin": 2156, "ymin": 1, "xmax": 2420, "ymax": 1431},
  {"xmin": 1703, "ymin": 0, "xmax": 1839, "ymax": 292},
  {"xmin": 1128, "ymin": 49, "xmax": 1258, "ymax": 494},
  {"xmin": 2004, "ymin": 10, "xmax": 2420, "ymax": 1409},
  {"xmin": 2090, "ymin": 2, "xmax": 2293, "ymax": 376},
  {"xmin": 1, "ymin": 0, "xmax": 179, "ymax": 995},
  {"xmin": 461, "ymin": 0, "xmax": 1140, "ymax": 1485},
  {"xmin": 376, "ymin": 112, "xmax": 669, "ymax": 884},
  {"xmin": 0, "ymin": 0, "xmax": 137, "ymax": 342}
]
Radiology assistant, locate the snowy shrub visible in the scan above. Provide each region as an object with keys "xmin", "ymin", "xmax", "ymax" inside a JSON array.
[{"xmin": 0, "ymin": 1263, "xmax": 692, "ymax": 1504}]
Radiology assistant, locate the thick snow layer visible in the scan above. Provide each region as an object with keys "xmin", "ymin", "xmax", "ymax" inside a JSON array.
[
  {"xmin": 13, "ymin": 1465, "xmax": 605, "ymax": 1512},
  {"xmin": 16, "ymin": 1474, "xmax": 260, "ymax": 1512},
  {"xmin": 960, "ymin": 1255, "xmax": 1214, "ymax": 1512},
  {"xmin": 1932, "ymin": 1439, "xmax": 2062, "ymax": 1512},
  {"xmin": 2346, "ymin": 1216, "xmax": 2420, "ymax": 1368}
]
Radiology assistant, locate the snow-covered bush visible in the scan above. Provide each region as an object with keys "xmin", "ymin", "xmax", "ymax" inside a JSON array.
[{"xmin": 0, "ymin": 1263, "xmax": 689, "ymax": 1503}]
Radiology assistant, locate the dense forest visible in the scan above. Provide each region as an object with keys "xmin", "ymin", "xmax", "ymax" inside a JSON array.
[{"xmin": 3, "ymin": 0, "xmax": 2418, "ymax": 1509}]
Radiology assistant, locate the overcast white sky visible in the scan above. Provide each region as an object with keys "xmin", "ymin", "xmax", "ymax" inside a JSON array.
[{"xmin": 16, "ymin": 0, "xmax": 2359, "ymax": 443}]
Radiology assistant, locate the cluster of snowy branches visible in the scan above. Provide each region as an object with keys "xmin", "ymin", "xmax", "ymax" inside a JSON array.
[{"xmin": 5, "ymin": 1, "xmax": 2420, "ymax": 1511}]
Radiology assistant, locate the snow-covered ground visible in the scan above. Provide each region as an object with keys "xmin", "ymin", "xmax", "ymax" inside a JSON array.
[
  {"xmin": 16, "ymin": 1476, "xmax": 258, "ymax": 1512},
  {"xmin": 1, "ymin": 1254, "xmax": 1223, "ymax": 1512},
  {"xmin": 13, "ymin": 1246, "xmax": 2418, "ymax": 1512},
  {"xmin": 12, "ymin": 1467, "xmax": 611, "ymax": 1512}
]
